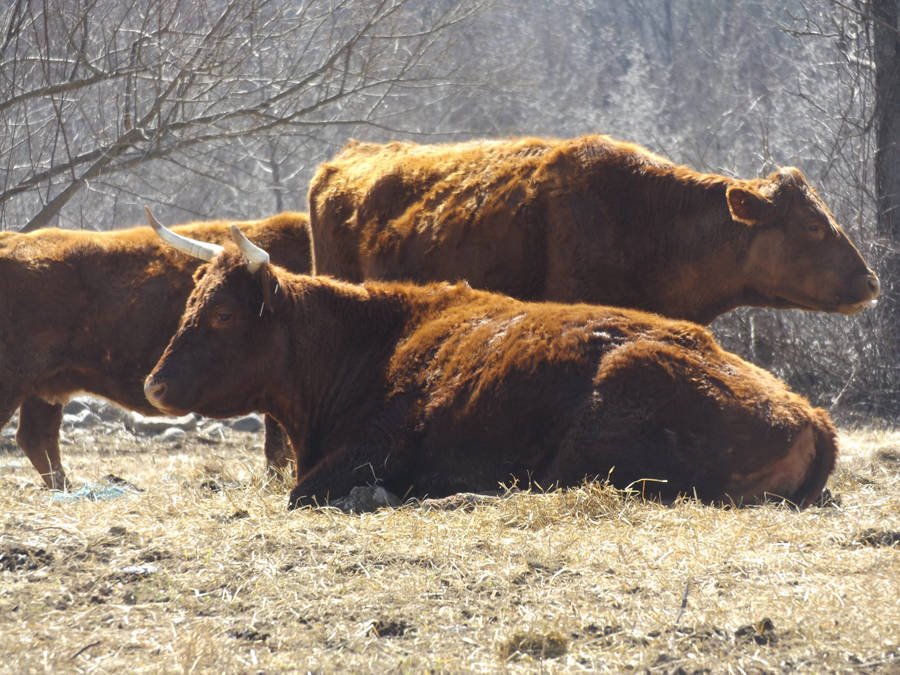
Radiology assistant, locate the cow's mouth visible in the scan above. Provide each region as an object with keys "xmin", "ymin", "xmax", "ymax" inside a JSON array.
[
  {"xmin": 835, "ymin": 297, "xmax": 878, "ymax": 315},
  {"xmin": 149, "ymin": 401, "xmax": 190, "ymax": 416},
  {"xmin": 771, "ymin": 294, "xmax": 832, "ymax": 312},
  {"xmin": 773, "ymin": 293, "xmax": 875, "ymax": 315}
]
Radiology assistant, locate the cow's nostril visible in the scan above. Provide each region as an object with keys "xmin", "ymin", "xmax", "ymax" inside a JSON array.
[
  {"xmin": 867, "ymin": 273, "xmax": 880, "ymax": 297},
  {"xmin": 144, "ymin": 378, "xmax": 167, "ymax": 404}
]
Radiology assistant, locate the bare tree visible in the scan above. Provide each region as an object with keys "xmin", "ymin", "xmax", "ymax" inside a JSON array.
[
  {"xmin": 872, "ymin": 0, "xmax": 900, "ymax": 242},
  {"xmin": 0, "ymin": 0, "xmax": 483, "ymax": 231},
  {"xmin": 866, "ymin": 0, "xmax": 900, "ymax": 415}
]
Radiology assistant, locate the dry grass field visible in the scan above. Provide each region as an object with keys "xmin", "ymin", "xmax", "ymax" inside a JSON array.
[{"xmin": 1, "ymin": 422, "xmax": 898, "ymax": 673}]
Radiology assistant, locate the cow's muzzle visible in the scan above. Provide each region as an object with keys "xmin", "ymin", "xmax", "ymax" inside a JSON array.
[
  {"xmin": 839, "ymin": 270, "xmax": 880, "ymax": 314},
  {"xmin": 144, "ymin": 376, "xmax": 170, "ymax": 411}
]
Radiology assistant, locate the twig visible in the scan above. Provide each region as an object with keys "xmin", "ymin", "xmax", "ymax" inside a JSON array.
[
  {"xmin": 674, "ymin": 581, "xmax": 690, "ymax": 626},
  {"xmin": 71, "ymin": 640, "xmax": 101, "ymax": 659}
]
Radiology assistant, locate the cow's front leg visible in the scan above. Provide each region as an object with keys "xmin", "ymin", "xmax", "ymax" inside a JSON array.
[
  {"xmin": 17, "ymin": 396, "xmax": 68, "ymax": 490},
  {"xmin": 287, "ymin": 444, "xmax": 389, "ymax": 509},
  {"xmin": 262, "ymin": 415, "xmax": 295, "ymax": 482}
]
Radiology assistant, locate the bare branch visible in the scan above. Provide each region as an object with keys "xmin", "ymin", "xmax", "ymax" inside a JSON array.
[{"xmin": 1, "ymin": 0, "xmax": 486, "ymax": 230}]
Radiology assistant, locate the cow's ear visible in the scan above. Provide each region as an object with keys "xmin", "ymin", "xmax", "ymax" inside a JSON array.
[
  {"xmin": 192, "ymin": 264, "xmax": 208, "ymax": 284},
  {"xmin": 726, "ymin": 186, "xmax": 775, "ymax": 226},
  {"xmin": 257, "ymin": 264, "xmax": 282, "ymax": 314}
]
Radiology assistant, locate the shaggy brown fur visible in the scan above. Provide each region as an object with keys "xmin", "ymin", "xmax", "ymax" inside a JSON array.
[
  {"xmin": 309, "ymin": 135, "xmax": 879, "ymax": 323},
  {"xmin": 0, "ymin": 213, "xmax": 313, "ymax": 489},
  {"xmin": 146, "ymin": 249, "xmax": 837, "ymax": 509}
]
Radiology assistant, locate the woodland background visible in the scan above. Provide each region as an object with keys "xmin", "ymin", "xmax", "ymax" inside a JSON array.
[{"xmin": 1, "ymin": 0, "xmax": 898, "ymax": 419}]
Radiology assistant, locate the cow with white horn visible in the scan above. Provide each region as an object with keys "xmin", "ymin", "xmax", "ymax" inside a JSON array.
[{"xmin": 145, "ymin": 223, "xmax": 839, "ymax": 510}]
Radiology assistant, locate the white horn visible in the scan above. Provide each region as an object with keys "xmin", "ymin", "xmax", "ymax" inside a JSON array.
[
  {"xmin": 145, "ymin": 206, "xmax": 224, "ymax": 261},
  {"xmin": 230, "ymin": 224, "xmax": 270, "ymax": 273}
]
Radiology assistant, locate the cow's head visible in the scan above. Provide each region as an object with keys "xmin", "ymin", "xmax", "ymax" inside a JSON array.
[
  {"xmin": 727, "ymin": 167, "xmax": 879, "ymax": 314},
  {"xmin": 143, "ymin": 208, "xmax": 284, "ymax": 418}
]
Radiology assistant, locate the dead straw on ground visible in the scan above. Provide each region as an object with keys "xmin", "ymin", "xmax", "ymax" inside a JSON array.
[{"xmin": 0, "ymin": 426, "xmax": 898, "ymax": 673}]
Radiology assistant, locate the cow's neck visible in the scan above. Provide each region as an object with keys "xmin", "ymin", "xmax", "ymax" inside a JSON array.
[
  {"xmin": 639, "ymin": 177, "xmax": 758, "ymax": 324},
  {"xmin": 260, "ymin": 275, "xmax": 408, "ymax": 466},
  {"xmin": 646, "ymin": 228, "xmax": 752, "ymax": 324}
]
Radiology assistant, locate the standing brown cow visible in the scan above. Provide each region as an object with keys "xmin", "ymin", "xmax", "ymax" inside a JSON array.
[
  {"xmin": 0, "ymin": 211, "xmax": 313, "ymax": 489},
  {"xmin": 309, "ymin": 135, "xmax": 878, "ymax": 324},
  {"xmin": 144, "ymin": 224, "xmax": 838, "ymax": 510}
]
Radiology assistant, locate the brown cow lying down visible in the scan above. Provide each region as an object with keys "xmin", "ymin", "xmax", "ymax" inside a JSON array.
[
  {"xmin": 144, "ymin": 224, "xmax": 838, "ymax": 510},
  {"xmin": 309, "ymin": 135, "xmax": 879, "ymax": 324},
  {"xmin": 0, "ymin": 211, "xmax": 313, "ymax": 489}
]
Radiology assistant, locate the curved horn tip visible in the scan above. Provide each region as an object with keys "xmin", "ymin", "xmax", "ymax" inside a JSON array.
[
  {"xmin": 146, "ymin": 206, "xmax": 224, "ymax": 262},
  {"xmin": 230, "ymin": 224, "xmax": 270, "ymax": 272},
  {"xmin": 144, "ymin": 205, "xmax": 163, "ymax": 230}
]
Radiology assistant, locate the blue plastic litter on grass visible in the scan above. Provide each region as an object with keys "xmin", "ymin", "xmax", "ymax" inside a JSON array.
[{"xmin": 52, "ymin": 477, "xmax": 139, "ymax": 502}]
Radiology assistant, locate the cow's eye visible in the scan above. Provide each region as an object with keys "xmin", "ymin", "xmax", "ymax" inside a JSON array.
[
  {"xmin": 806, "ymin": 222, "xmax": 824, "ymax": 238},
  {"xmin": 214, "ymin": 311, "xmax": 232, "ymax": 325}
]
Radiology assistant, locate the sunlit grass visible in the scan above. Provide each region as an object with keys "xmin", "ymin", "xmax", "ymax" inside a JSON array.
[{"xmin": 0, "ymin": 426, "xmax": 897, "ymax": 672}]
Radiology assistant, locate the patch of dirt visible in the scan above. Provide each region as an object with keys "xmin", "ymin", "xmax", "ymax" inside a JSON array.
[
  {"xmin": 812, "ymin": 488, "xmax": 842, "ymax": 508},
  {"xmin": 199, "ymin": 479, "xmax": 244, "ymax": 493},
  {"xmin": 582, "ymin": 623, "xmax": 621, "ymax": 638},
  {"xmin": 137, "ymin": 549, "xmax": 171, "ymax": 563},
  {"xmin": 0, "ymin": 545, "xmax": 53, "ymax": 571},
  {"xmin": 734, "ymin": 618, "xmax": 777, "ymax": 645},
  {"xmin": 102, "ymin": 474, "xmax": 144, "ymax": 492},
  {"xmin": 366, "ymin": 619, "xmax": 414, "ymax": 638},
  {"xmin": 855, "ymin": 528, "xmax": 900, "ymax": 548},
  {"xmin": 228, "ymin": 627, "xmax": 270, "ymax": 642},
  {"xmin": 499, "ymin": 631, "xmax": 569, "ymax": 660},
  {"xmin": 213, "ymin": 509, "xmax": 250, "ymax": 523},
  {"xmin": 876, "ymin": 449, "xmax": 900, "ymax": 465}
]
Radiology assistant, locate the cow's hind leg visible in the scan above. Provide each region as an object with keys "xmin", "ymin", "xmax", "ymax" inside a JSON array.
[
  {"xmin": 725, "ymin": 412, "xmax": 837, "ymax": 508},
  {"xmin": 565, "ymin": 340, "xmax": 833, "ymax": 506},
  {"xmin": 17, "ymin": 396, "xmax": 68, "ymax": 490},
  {"xmin": 552, "ymin": 341, "xmax": 748, "ymax": 501}
]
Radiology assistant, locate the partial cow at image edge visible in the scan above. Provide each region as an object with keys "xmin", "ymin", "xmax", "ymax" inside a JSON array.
[{"xmin": 0, "ymin": 212, "xmax": 314, "ymax": 489}]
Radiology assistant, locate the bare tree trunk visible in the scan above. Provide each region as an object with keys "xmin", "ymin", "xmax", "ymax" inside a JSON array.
[
  {"xmin": 873, "ymin": 0, "xmax": 900, "ymax": 242},
  {"xmin": 870, "ymin": 0, "xmax": 900, "ymax": 414}
]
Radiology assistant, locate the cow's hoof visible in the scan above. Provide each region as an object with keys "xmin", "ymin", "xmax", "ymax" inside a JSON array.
[
  {"xmin": 287, "ymin": 488, "xmax": 316, "ymax": 510},
  {"xmin": 45, "ymin": 469, "xmax": 71, "ymax": 492}
]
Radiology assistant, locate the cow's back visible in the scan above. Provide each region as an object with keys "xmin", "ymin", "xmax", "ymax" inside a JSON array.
[{"xmin": 310, "ymin": 138, "xmax": 566, "ymax": 299}]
